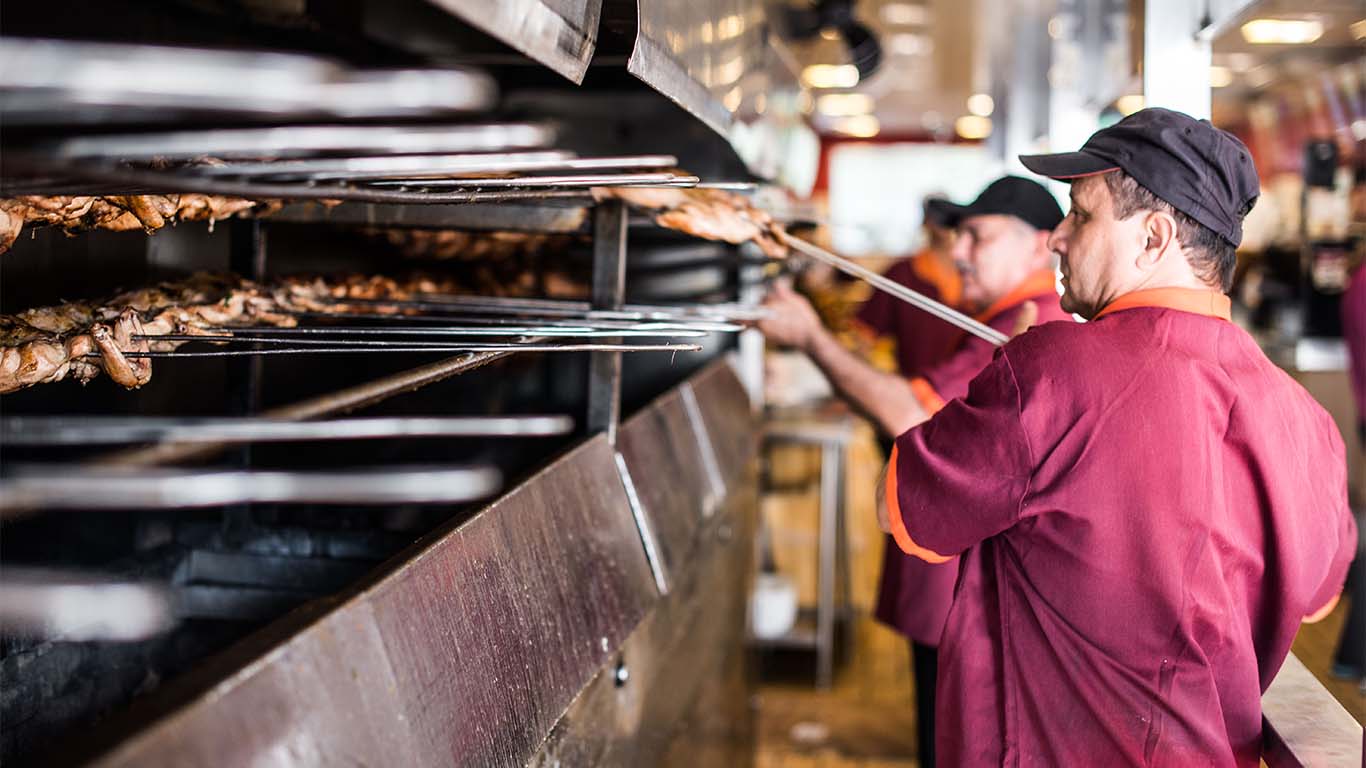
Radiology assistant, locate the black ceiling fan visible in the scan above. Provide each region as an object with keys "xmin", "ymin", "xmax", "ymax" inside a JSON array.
[{"xmin": 780, "ymin": 0, "xmax": 883, "ymax": 81}]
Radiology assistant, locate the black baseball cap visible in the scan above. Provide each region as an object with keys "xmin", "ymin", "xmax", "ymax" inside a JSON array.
[
  {"xmin": 927, "ymin": 176, "xmax": 1064, "ymax": 232},
  {"xmin": 1018, "ymin": 107, "xmax": 1259, "ymax": 247}
]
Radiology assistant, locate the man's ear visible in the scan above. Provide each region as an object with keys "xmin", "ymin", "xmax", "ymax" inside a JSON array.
[{"xmin": 1138, "ymin": 211, "xmax": 1179, "ymax": 271}]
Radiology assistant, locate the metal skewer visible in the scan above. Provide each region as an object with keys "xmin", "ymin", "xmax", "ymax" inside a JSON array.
[
  {"xmin": 2, "ymin": 415, "xmax": 574, "ymax": 446},
  {"xmin": 0, "ymin": 466, "xmax": 503, "ymax": 514},
  {"xmin": 0, "ymin": 568, "xmax": 175, "ymax": 641},
  {"xmin": 89, "ymin": 341, "xmax": 702, "ymax": 357},
  {"xmin": 779, "ymin": 232, "xmax": 1010, "ymax": 346},
  {"xmin": 280, "ymin": 312, "xmax": 745, "ymax": 332},
  {"xmin": 139, "ymin": 323, "xmax": 708, "ymax": 340}
]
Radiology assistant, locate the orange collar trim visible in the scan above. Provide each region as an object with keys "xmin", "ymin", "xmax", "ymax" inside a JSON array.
[
  {"xmin": 911, "ymin": 249, "xmax": 963, "ymax": 308},
  {"xmin": 1093, "ymin": 288, "xmax": 1231, "ymax": 321},
  {"xmin": 977, "ymin": 269, "xmax": 1058, "ymax": 324}
]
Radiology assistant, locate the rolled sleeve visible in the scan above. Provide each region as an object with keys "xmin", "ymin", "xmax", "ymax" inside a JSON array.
[{"xmin": 889, "ymin": 352, "xmax": 1035, "ymax": 559}]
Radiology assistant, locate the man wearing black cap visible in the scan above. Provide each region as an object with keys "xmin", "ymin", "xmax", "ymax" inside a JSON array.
[
  {"xmin": 760, "ymin": 175, "xmax": 1069, "ymax": 767},
  {"xmin": 760, "ymin": 175, "xmax": 1068, "ymax": 438},
  {"xmin": 880, "ymin": 108, "xmax": 1357, "ymax": 765}
]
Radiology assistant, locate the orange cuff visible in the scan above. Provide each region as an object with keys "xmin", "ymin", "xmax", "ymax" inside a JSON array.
[
  {"xmin": 909, "ymin": 377, "xmax": 947, "ymax": 416},
  {"xmin": 885, "ymin": 444, "xmax": 952, "ymax": 564},
  {"xmin": 1304, "ymin": 593, "xmax": 1340, "ymax": 624}
]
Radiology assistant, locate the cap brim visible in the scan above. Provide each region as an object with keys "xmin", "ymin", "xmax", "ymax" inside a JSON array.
[
  {"xmin": 925, "ymin": 198, "xmax": 970, "ymax": 227},
  {"xmin": 1018, "ymin": 151, "xmax": 1120, "ymax": 180}
]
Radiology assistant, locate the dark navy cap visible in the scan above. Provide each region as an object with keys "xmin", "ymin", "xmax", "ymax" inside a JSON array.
[
  {"xmin": 1018, "ymin": 107, "xmax": 1259, "ymax": 247},
  {"xmin": 927, "ymin": 175, "xmax": 1064, "ymax": 232}
]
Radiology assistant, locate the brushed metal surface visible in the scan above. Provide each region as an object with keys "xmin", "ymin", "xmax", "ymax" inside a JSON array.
[
  {"xmin": 527, "ymin": 460, "xmax": 759, "ymax": 767},
  {"xmin": 687, "ymin": 354, "xmax": 759, "ymax": 484},
  {"xmin": 421, "ymin": 0, "xmax": 601, "ymax": 84},
  {"xmin": 81, "ymin": 435, "xmax": 658, "ymax": 768}
]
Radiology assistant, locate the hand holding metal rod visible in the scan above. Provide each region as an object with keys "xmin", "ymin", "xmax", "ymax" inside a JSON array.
[{"xmin": 778, "ymin": 230, "xmax": 1009, "ymax": 347}]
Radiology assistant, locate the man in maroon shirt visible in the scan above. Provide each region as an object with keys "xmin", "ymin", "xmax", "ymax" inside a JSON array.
[
  {"xmin": 760, "ymin": 176, "xmax": 1072, "ymax": 766},
  {"xmin": 882, "ymin": 108, "xmax": 1357, "ymax": 765}
]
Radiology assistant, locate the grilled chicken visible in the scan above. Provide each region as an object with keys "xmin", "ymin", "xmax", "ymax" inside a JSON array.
[
  {"xmin": 0, "ymin": 194, "xmax": 274, "ymax": 254},
  {"xmin": 591, "ymin": 184, "xmax": 788, "ymax": 259}
]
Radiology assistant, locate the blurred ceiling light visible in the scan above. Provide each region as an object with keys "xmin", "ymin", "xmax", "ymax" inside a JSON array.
[
  {"xmin": 717, "ymin": 14, "xmax": 745, "ymax": 40},
  {"xmin": 889, "ymin": 33, "xmax": 932, "ymax": 56},
  {"xmin": 1351, "ymin": 19, "xmax": 1366, "ymax": 40},
  {"xmin": 1115, "ymin": 94, "xmax": 1145, "ymax": 116},
  {"xmin": 1047, "ymin": 15, "xmax": 1068, "ymax": 40},
  {"xmin": 880, "ymin": 3, "xmax": 932, "ymax": 26},
  {"xmin": 1353, "ymin": 119, "xmax": 1366, "ymax": 141},
  {"xmin": 817, "ymin": 93, "xmax": 876, "ymax": 116},
  {"xmin": 831, "ymin": 114, "xmax": 881, "ymax": 138},
  {"xmin": 1240, "ymin": 18, "xmax": 1324, "ymax": 44},
  {"xmin": 955, "ymin": 115, "xmax": 992, "ymax": 140},
  {"xmin": 1222, "ymin": 53, "xmax": 1258, "ymax": 72},
  {"xmin": 802, "ymin": 64, "xmax": 860, "ymax": 89},
  {"xmin": 820, "ymin": 27, "xmax": 841, "ymax": 41},
  {"xmin": 967, "ymin": 93, "xmax": 995, "ymax": 117},
  {"xmin": 1209, "ymin": 66, "xmax": 1234, "ymax": 88}
]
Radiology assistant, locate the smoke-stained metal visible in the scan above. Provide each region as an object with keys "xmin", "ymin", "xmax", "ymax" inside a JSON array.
[
  {"xmin": 75, "ymin": 435, "xmax": 660, "ymax": 768},
  {"xmin": 420, "ymin": 0, "xmax": 603, "ymax": 83}
]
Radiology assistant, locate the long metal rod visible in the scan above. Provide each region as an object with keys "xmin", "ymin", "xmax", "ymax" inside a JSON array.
[
  {"xmin": 781, "ymin": 233, "xmax": 1009, "ymax": 346},
  {"xmin": 96, "ymin": 350, "xmax": 514, "ymax": 468},
  {"xmin": 2, "ymin": 415, "xmax": 575, "ymax": 446},
  {"xmin": 0, "ymin": 466, "xmax": 503, "ymax": 515},
  {"xmin": 366, "ymin": 172, "xmax": 693, "ymax": 190},
  {"xmin": 313, "ymin": 295, "xmax": 768, "ymax": 323},
  {"xmin": 281, "ymin": 312, "xmax": 744, "ymax": 332},
  {"xmin": 192, "ymin": 153, "xmax": 678, "ymax": 181},
  {"xmin": 1, "ymin": 158, "xmax": 699, "ymax": 204},
  {"xmin": 0, "ymin": 568, "xmax": 175, "ymax": 641},
  {"xmin": 141, "ymin": 324, "xmax": 708, "ymax": 340},
  {"xmin": 95, "ymin": 341, "xmax": 701, "ymax": 357}
]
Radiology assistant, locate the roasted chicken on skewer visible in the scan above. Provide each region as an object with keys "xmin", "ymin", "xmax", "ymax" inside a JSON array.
[
  {"xmin": 0, "ymin": 270, "xmax": 560, "ymax": 394},
  {"xmin": 0, "ymin": 194, "xmax": 278, "ymax": 254},
  {"xmin": 591, "ymin": 185, "xmax": 789, "ymax": 259}
]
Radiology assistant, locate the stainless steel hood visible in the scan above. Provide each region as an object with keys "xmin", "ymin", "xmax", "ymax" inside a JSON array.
[{"xmin": 421, "ymin": 0, "xmax": 603, "ymax": 83}]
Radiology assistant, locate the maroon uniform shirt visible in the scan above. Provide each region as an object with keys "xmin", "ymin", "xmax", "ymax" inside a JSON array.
[
  {"xmin": 860, "ymin": 266, "xmax": 1069, "ymax": 644},
  {"xmin": 886, "ymin": 288, "xmax": 1356, "ymax": 765}
]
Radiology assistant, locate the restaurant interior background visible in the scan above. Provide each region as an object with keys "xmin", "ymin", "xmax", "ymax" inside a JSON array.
[
  {"xmin": 0, "ymin": 0, "xmax": 1361, "ymax": 766},
  {"xmin": 753, "ymin": 1, "xmax": 1364, "ymax": 765}
]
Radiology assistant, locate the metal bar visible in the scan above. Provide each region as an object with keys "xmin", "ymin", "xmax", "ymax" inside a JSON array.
[
  {"xmin": 0, "ymin": 466, "xmax": 503, "ymax": 515},
  {"xmin": 312, "ymin": 294, "xmax": 767, "ymax": 323},
  {"xmin": 2, "ymin": 415, "xmax": 575, "ymax": 446},
  {"xmin": 199, "ymin": 153, "xmax": 678, "ymax": 181},
  {"xmin": 2, "ymin": 158, "xmax": 698, "ymax": 204},
  {"xmin": 144, "ymin": 326, "xmax": 707, "ymax": 339},
  {"xmin": 614, "ymin": 451, "xmax": 669, "ymax": 595},
  {"xmin": 281, "ymin": 312, "xmax": 743, "ymax": 332},
  {"xmin": 187, "ymin": 150, "xmax": 579, "ymax": 179},
  {"xmin": 96, "ymin": 351, "xmax": 514, "ymax": 468},
  {"xmin": 92, "ymin": 341, "xmax": 701, "ymax": 357},
  {"xmin": 587, "ymin": 200, "xmax": 628, "ymax": 443},
  {"xmin": 367, "ymin": 172, "xmax": 694, "ymax": 190},
  {"xmin": 137, "ymin": 333, "xmax": 704, "ymax": 345},
  {"xmin": 0, "ymin": 568, "xmax": 175, "ymax": 641},
  {"xmin": 781, "ymin": 232, "xmax": 1010, "ymax": 346},
  {"xmin": 816, "ymin": 440, "xmax": 840, "ymax": 689},
  {"xmin": 43, "ymin": 124, "xmax": 556, "ymax": 160},
  {"xmin": 679, "ymin": 382, "xmax": 725, "ymax": 517}
]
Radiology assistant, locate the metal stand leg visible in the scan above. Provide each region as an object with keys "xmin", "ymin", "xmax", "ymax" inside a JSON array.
[
  {"xmin": 587, "ymin": 201, "xmax": 627, "ymax": 444},
  {"xmin": 225, "ymin": 219, "xmax": 267, "ymax": 542},
  {"xmin": 816, "ymin": 441, "xmax": 840, "ymax": 688}
]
